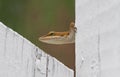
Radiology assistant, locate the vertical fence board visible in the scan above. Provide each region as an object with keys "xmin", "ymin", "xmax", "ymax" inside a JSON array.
[{"xmin": 76, "ymin": 0, "xmax": 120, "ymax": 77}]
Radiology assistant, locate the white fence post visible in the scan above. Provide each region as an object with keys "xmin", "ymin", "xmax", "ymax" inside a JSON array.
[
  {"xmin": 0, "ymin": 22, "xmax": 74, "ymax": 77},
  {"xmin": 76, "ymin": 0, "xmax": 120, "ymax": 77}
]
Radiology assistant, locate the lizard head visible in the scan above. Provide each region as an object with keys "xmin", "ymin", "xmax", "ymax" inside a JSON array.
[
  {"xmin": 39, "ymin": 30, "xmax": 71, "ymax": 44},
  {"xmin": 39, "ymin": 22, "xmax": 76, "ymax": 44},
  {"xmin": 39, "ymin": 31, "xmax": 65, "ymax": 44}
]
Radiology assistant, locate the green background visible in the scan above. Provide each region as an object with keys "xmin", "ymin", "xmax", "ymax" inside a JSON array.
[{"xmin": 0, "ymin": 0, "xmax": 75, "ymax": 70}]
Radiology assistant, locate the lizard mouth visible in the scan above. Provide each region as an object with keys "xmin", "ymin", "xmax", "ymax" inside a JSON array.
[
  {"xmin": 39, "ymin": 35, "xmax": 62, "ymax": 40},
  {"xmin": 39, "ymin": 36, "xmax": 66, "ymax": 44}
]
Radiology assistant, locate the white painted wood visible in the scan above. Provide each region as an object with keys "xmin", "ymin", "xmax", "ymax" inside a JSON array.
[
  {"xmin": 47, "ymin": 56, "xmax": 74, "ymax": 77},
  {"xmin": 76, "ymin": 0, "xmax": 120, "ymax": 77},
  {"xmin": 0, "ymin": 22, "xmax": 74, "ymax": 77}
]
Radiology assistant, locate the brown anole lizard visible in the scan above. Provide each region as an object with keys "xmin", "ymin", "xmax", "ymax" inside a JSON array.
[{"xmin": 39, "ymin": 22, "xmax": 76, "ymax": 44}]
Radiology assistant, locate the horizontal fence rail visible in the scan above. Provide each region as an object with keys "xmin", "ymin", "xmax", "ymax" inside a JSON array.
[{"xmin": 0, "ymin": 22, "xmax": 74, "ymax": 77}]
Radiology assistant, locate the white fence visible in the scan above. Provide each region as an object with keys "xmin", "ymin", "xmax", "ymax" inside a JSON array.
[
  {"xmin": 76, "ymin": 0, "xmax": 120, "ymax": 77},
  {"xmin": 0, "ymin": 22, "xmax": 74, "ymax": 77}
]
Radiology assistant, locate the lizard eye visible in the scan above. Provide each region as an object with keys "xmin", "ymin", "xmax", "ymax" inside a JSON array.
[
  {"xmin": 48, "ymin": 31, "xmax": 55, "ymax": 36},
  {"xmin": 47, "ymin": 31, "xmax": 55, "ymax": 36},
  {"xmin": 49, "ymin": 32, "xmax": 54, "ymax": 36}
]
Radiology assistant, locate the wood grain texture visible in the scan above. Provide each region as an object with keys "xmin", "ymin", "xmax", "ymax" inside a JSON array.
[
  {"xmin": 0, "ymin": 22, "xmax": 74, "ymax": 77},
  {"xmin": 76, "ymin": 0, "xmax": 120, "ymax": 77}
]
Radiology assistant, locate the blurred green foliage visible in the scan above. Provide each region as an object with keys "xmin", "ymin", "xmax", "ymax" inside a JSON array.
[
  {"xmin": 0, "ymin": 0, "xmax": 27, "ymax": 34},
  {"xmin": 0, "ymin": 0, "xmax": 75, "ymax": 69}
]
